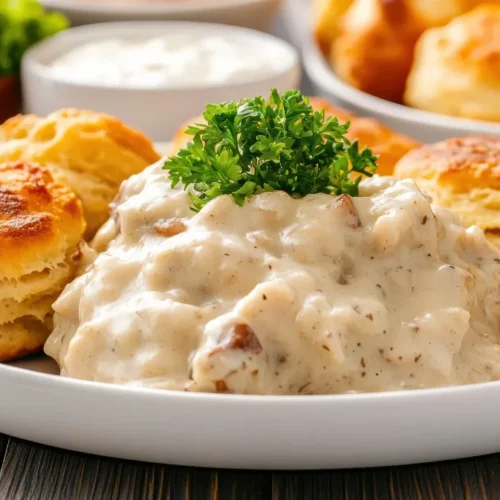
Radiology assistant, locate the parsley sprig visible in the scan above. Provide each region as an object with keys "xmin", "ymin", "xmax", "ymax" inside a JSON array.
[{"xmin": 163, "ymin": 89, "xmax": 378, "ymax": 211}]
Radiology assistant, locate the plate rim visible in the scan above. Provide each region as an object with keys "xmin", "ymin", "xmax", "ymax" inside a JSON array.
[{"xmin": 4, "ymin": 357, "xmax": 500, "ymax": 405}]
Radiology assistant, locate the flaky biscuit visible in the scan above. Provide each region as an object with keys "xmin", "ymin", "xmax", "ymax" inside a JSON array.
[
  {"xmin": 0, "ymin": 109, "xmax": 161, "ymax": 237},
  {"xmin": 0, "ymin": 294, "xmax": 55, "ymax": 326},
  {"xmin": 332, "ymin": 0, "xmax": 425, "ymax": 103},
  {"xmin": 408, "ymin": 0, "xmax": 492, "ymax": 27},
  {"xmin": 0, "ymin": 316, "xmax": 53, "ymax": 362},
  {"xmin": 309, "ymin": 98, "xmax": 420, "ymax": 175},
  {"xmin": 0, "ymin": 264, "xmax": 72, "ymax": 303},
  {"xmin": 394, "ymin": 136, "xmax": 500, "ymax": 242},
  {"xmin": 405, "ymin": 4, "xmax": 500, "ymax": 122},
  {"xmin": 0, "ymin": 162, "xmax": 85, "ymax": 280},
  {"xmin": 0, "ymin": 162, "xmax": 85, "ymax": 361},
  {"xmin": 313, "ymin": 0, "xmax": 353, "ymax": 55}
]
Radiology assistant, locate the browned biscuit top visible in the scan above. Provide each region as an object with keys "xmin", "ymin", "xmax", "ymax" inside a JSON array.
[{"xmin": 0, "ymin": 161, "xmax": 85, "ymax": 279}]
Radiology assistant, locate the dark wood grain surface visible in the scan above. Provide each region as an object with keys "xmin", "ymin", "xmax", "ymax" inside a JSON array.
[{"xmin": 1, "ymin": 434, "xmax": 500, "ymax": 499}]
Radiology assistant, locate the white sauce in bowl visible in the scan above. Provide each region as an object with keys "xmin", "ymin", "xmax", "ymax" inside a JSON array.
[
  {"xmin": 48, "ymin": 34, "xmax": 289, "ymax": 88},
  {"xmin": 45, "ymin": 162, "xmax": 500, "ymax": 395}
]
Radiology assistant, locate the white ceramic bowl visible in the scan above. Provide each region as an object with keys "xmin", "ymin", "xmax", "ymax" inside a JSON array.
[
  {"xmin": 22, "ymin": 22, "xmax": 301, "ymax": 141},
  {"xmin": 40, "ymin": 0, "xmax": 282, "ymax": 30},
  {"xmin": 302, "ymin": 35, "xmax": 500, "ymax": 143}
]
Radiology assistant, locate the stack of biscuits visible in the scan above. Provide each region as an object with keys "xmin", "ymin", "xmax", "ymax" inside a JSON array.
[
  {"xmin": 0, "ymin": 162, "xmax": 85, "ymax": 361},
  {"xmin": 0, "ymin": 109, "xmax": 161, "ymax": 362},
  {"xmin": 314, "ymin": 0, "xmax": 500, "ymax": 121},
  {"xmin": 0, "ymin": 109, "xmax": 161, "ymax": 238}
]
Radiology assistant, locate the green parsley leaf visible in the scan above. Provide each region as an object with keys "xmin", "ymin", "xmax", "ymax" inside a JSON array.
[
  {"xmin": 0, "ymin": 0, "xmax": 68, "ymax": 77},
  {"xmin": 163, "ymin": 89, "xmax": 378, "ymax": 211}
]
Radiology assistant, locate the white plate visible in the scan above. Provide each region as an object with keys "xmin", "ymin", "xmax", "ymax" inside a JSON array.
[
  {"xmin": 41, "ymin": 0, "xmax": 282, "ymax": 30},
  {"xmin": 2, "ymin": 141, "xmax": 500, "ymax": 470},
  {"xmin": 2, "ymin": 355, "xmax": 500, "ymax": 469},
  {"xmin": 302, "ymin": 33, "xmax": 500, "ymax": 143}
]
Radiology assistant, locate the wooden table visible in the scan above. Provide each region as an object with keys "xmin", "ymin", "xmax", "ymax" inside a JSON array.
[{"xmin": 1, "ymin": 433, "xmax": 498, "ymax": 499}]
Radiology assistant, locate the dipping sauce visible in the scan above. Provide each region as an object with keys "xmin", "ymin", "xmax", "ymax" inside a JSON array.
[
  {"xmin": 45, "ymin": 162, "xmax": 500, "ymax": 395},
  {"xmin": 48, "ymin": 34, "xmax": 290, "ymax": 88}
]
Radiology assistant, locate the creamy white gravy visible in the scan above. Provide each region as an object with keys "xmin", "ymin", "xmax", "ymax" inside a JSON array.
[
  {"xmin": 48, "ymin": 34, "xmax": 287, "ymax": 88},
  {"xmin": 45, "ymin": 162, "xmax": 500, "ymax": 394}
]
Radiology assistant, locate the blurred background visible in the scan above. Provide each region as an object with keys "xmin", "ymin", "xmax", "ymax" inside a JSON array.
[{"xmin": 1, "ymin": 0, "xmax": 499, "ymax": 142}]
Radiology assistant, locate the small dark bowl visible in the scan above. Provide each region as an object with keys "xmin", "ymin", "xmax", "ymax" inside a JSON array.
[{"xmin": 0, "ymin": 76, "xmax": 22, "ymax": 124}]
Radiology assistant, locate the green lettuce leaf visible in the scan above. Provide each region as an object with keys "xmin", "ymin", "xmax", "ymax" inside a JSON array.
[{"xmin": 0, "ymin": 0, "xmax": 68, "ymax": 76}]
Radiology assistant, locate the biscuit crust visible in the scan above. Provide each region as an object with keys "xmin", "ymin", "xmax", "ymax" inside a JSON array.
[
  {"xmin": 395, "ymin": 136, "xmax": 500, "ymax": 242},
  {"xmin": 405, "ymin": 5, "xmax": 500, "ymax": 121},
  {"xmin": 313, "ymin": 0, "xmax": 353, "ymax": 55},
  {"xmin": 0, "ymin": 161, "xmax": 86, "ymax": 362},
  {"xmin": 0, "ymin": 162, "xmax": 85, "ymax": 279},
  {"xmin": 408, "ymin": 0, "xmax": 490, "ymax": 27},
  {"xmin": 0, "ymin": 109, "xmax": 161, "ymax": 237},
  {"xmin": 0, "ymin": 316, "xmax": 52, "ymax": 362},
  {"xmin": 309, "ymin": 98, "xmax": 420, "ymax": 176},
  {"xmin": 332, "ymin": 0, "xmax": 425, "ymax": 103}
]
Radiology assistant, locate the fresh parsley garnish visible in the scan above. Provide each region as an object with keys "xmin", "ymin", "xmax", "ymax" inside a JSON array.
[{"xmin": 163, "ymin": 89, "xmax": 378, "ymax": 211}]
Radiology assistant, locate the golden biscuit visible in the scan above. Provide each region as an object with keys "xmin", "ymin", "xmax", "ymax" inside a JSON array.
[
  {"xmin": 0, "ymin": 162, "xmax": 85, "ymax": 279},
  {"xmin": 0, "ymin": 109, "xmax": 161, "ymax": 237},
  {"xmin": 313, "ymin": 0, "xmax": 353, "ymax": 55},
  {"xmin": 332, "ymin": 0, "xmax": 425, "ymax": 103},
  {"xmin": 405, "ymin": 5, "xmax": 500, "ymax": 122},
  {"xmin": 0, "ymin": 294, "xmax": 55, "ymax": 327},
  {"xmin": 171, "ymin": 99, "xmax": 419, "ymax": 177},
  {"xmin": 0, "ymin": 161, "xmax": 85, "ymax": 361},
  {"xmin": 395, "ymin": 136, "xmax": 500, "ymax": 243},
  {"xmin": 0, "ymin": 265, "xmax": 71, "ymax": 303},
  {"xmin": 309, "ymin": 98, "xmax": 421, "ymax": 175},
  {"xmin": 0, "ymin": 318, "xmax": 53, "ymax": 362},
  {"xmin": 408, "ymin": 0, "xmax": 495, "ymax": 27}
]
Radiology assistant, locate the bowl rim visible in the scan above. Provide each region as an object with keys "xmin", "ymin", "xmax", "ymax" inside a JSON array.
[
  {"xmin": 302, "ymin": 33, "xmax": 500, "ymax": 136},
  {"xmin": 22, "ymin": 20, "xmax": 300, "ymax": 92},
  {"xmin": 40, "ymin": 0, "xmax": 276, "ymax": 16}
]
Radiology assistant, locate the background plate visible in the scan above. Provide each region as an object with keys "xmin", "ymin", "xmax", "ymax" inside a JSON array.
[{"xmin": 41, "ymin": 0, "xmax": 282, "ymax": 30}]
